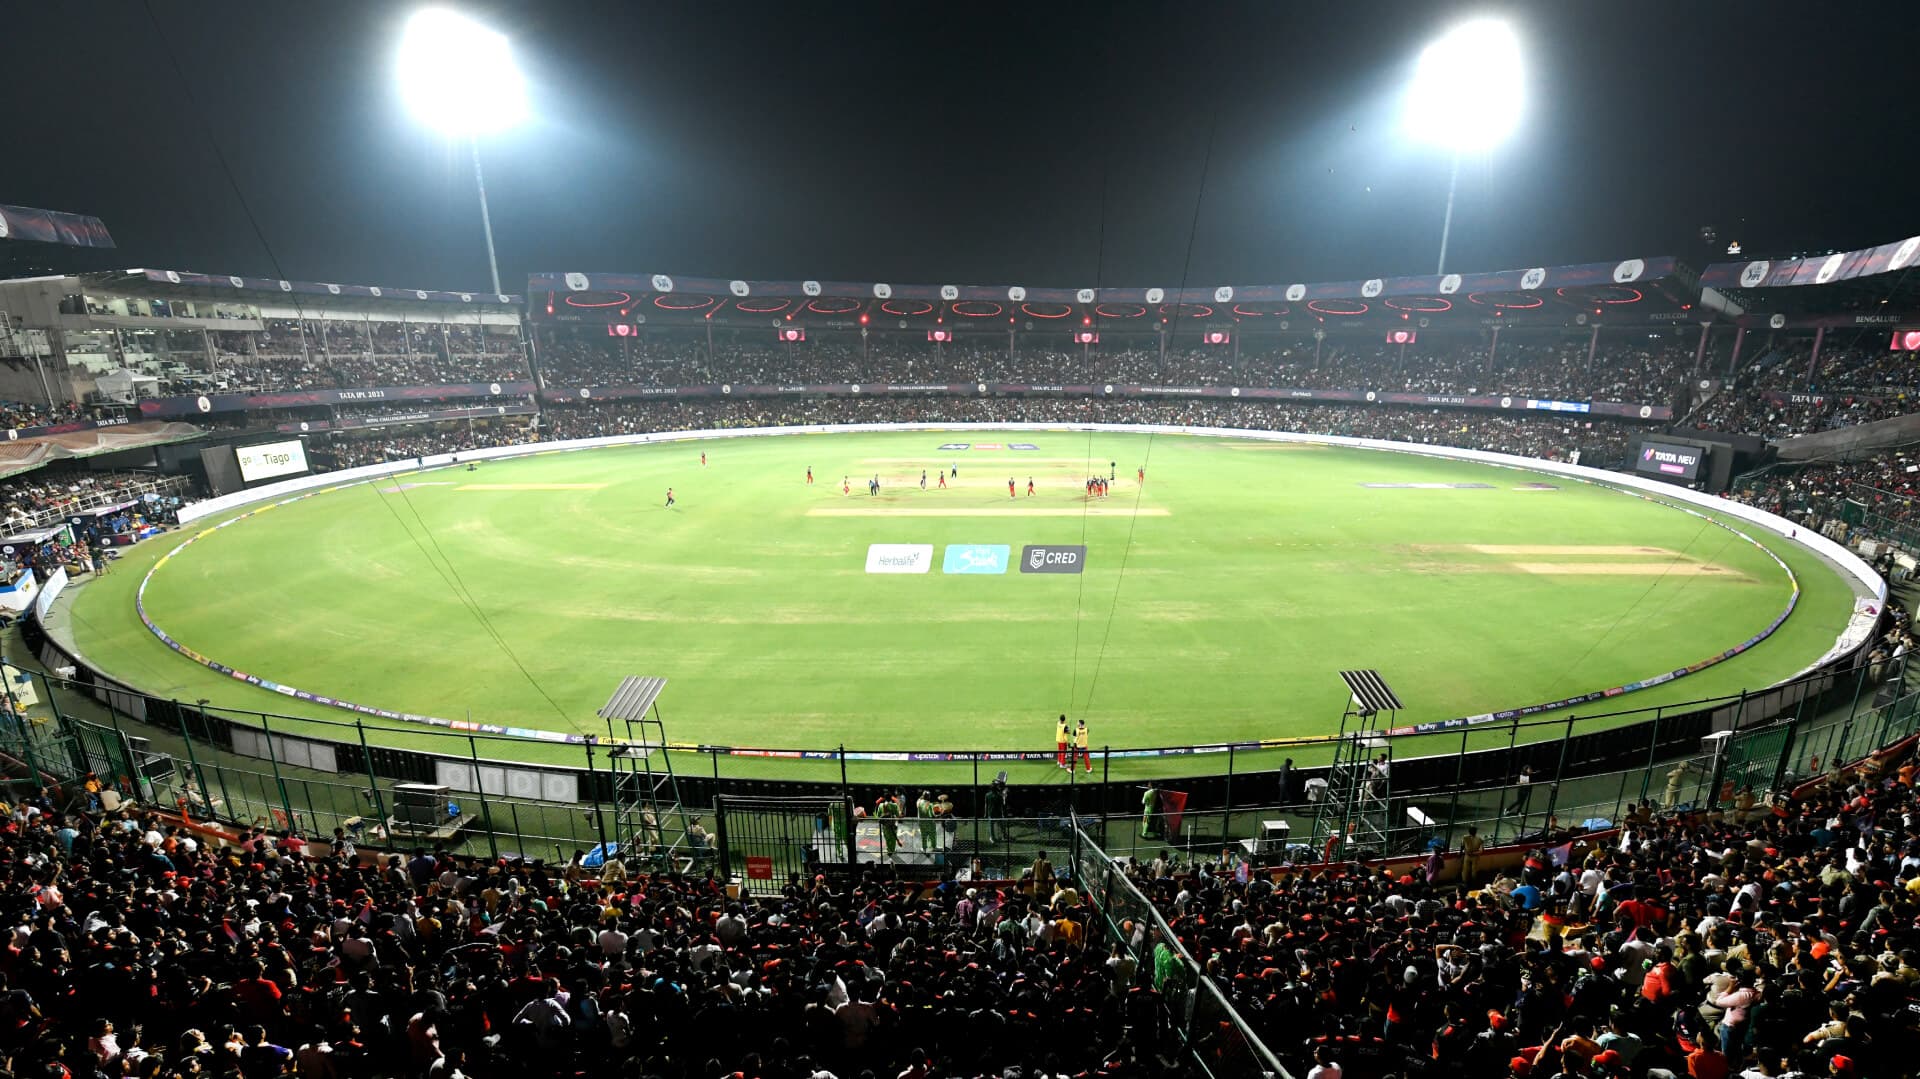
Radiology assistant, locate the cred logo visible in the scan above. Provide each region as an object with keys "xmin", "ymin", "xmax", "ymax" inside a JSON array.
[{"xmin": 1020, "ymin": 545, "xmax": 1087, "ymax": 574}]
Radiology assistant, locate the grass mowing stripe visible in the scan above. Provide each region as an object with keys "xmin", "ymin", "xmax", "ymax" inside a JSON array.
[{"xmin": 66, "ymin": 431, "xmax": 1856, "ymax": 769}]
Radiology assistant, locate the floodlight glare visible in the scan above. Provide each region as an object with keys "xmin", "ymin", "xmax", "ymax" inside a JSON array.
[
  {"xmin": 397, "ymin": 8, "xmax": 528, "ymax": 137},
  {"xmin": 1404, "ymin": 18, "xmax": 1523, "ymax": 152}
]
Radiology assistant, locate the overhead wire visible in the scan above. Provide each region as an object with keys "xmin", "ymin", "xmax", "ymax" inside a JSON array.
[
  {"xmin": 1080, "ymin": 113, "xmax": 1222, "ymax": 714},
  {"xmin": 1067, "ymin": 30, "xmax": 1117, "ymax": 717}
]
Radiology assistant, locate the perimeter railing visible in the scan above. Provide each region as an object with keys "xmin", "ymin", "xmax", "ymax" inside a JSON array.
[
  {"xmin": 1069, "ymin": 815, "xmax": 1292, "ymax": 1079},
  {"xmin": 11, "ymin": 588, "xmax": 1915, "ymax": 877}
]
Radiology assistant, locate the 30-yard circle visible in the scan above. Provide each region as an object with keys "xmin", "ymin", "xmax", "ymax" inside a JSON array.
[{"xmin": 86, "ymin": 430, "xmax": 1851, "ymax": 755}]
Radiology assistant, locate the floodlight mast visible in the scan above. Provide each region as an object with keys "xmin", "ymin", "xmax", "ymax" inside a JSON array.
[
  {"xmin": 397, "ymin": 8, "xmax": 527, "ymax": 297},
  {"xmin": 470, "ymin": 138, "xmax": 503, "ymax": 297},
  {"xmin": 1404, "ymin": 18, "xmax": 1523, "ymax": 277}
]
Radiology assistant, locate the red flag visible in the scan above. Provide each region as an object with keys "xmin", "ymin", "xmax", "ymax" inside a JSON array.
[{"xmin": 1161, "ymin": 790, "xmax": 1189, "ymax": 838}]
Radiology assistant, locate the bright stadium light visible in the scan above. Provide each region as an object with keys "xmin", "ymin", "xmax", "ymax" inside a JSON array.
[
  {"xmin": 397, "ymin": 8, "xmax": 528, "ymax": 295},
  {"xmin": 398, "ymin": 8, "xmax": 527, "ymax": 136},
  {"xmin": 1404, "ymin": 18, "xmax": 1524, "ymax": 274}
]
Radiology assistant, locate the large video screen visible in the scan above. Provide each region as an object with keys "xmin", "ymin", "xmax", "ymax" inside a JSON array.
[
  {"xmin": 1635, "ymin": 440, "xmax": 1704, "ymax": 481},
  {"xmin": 235, "ymin": 439, "xmax": 309, "ymax": 483}
]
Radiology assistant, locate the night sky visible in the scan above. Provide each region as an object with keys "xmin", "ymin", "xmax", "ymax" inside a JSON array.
[{"xmin": 4, "ymin": 2, "xmax": 1914, "ymax": 293}]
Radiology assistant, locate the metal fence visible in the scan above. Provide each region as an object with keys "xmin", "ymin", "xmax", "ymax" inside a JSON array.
[
  {"xmin": 12, "ymin": 604, "xmax": 1915, "ymax": 872},
  {"xmin": 1070, "ymin": 817, "xmax": 1291, "ymax": 1079}
]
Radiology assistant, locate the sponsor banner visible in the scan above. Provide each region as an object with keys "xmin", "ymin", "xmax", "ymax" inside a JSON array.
[
  {"xmin": 942, "ymin": 543, "xmax": 1010, "ymax": 574},
  {"xmin": 275, "ymin": 403, "xmax": 537, "ymax": 432},
  {"xmin": 1239, "ymin": 387, "xmax": 1369, "ymax": 402},
  {"xmin": 1377, "ymin": 392, "xmax": 1478, "ymax": 407},
  {"xmin": 1636, "ymin": 440, "xmax": 1704, "ymax": 480},
  {"xmin": 865, "ymin": 543, "xmax": 933, "ymax": 574},
  {"xmin": 0, "ymin": 203, "xmax": 115, "ymax": 248},
  {"xmin": 936, "ymin": 443, "xmax": 971, "ymax": 451},
  {"xmin": 236, "ymin": 439, "xmax": 309, "ymax": 483},
  {"xmin": 1020, "ymin": 544, "xmax": 1087, "ymax": 574},
  {"xmin": 1009, "ymin": 443, "xmax": 1039, "ymax": 451},
  {"xmin": 0, "ymin": 568, "xmax": 37, "ymax": 615},
  {"xmin": 34, "ymin": 567, "xmax": 66, "ymax": 620},
  {"xmin": 1590, "ymin": 400, "xmax": 1672, "ymax": 420},
  {"xmin": 97, "ymin": 527, "xmax": 162, "ymax": 547},
  {"xmin": 142, "ymin": 381, "xmax": 537, "ymax": 417},
  {"xmin": 5, "ymin": 416, "xmax": 133, "ymax": 442},
  {"xmin": 1767, "ymin": 392, "xmax": 1827, "ymax": 407},
  {"xmin": 536, "ymin": 382, "xmax": 1667, "ymax": 418}
]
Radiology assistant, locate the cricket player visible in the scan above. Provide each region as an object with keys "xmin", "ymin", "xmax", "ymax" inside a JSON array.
[
  {"xmin": 1137, "ymin": 466, "xmax": 1145, "ymax": 483},
  {"xmin": 842, "ymin": 476, "xmax": 850, "ymax": 496},
  {"xmin": 700, "ymin": 451, "xmax": 707, "ymax": 467},
  {"xmin": 807, "ymin": 467, "xmax": 814, "ymax": 484},
  {"xmin": 1055, "ymin": 714, "xmax": 1071, "ymax": 768},
  {"xmin": 921, "ymin": 469, "xmax": 927, "ymax": 490},
  {"xmin": 1008, "ymin": 477, "xmax": 1016, "ymax": 499},
  {"xmin": 1075, "ymin": 718, "xmax": 1091, "ymax": 772},
  {"xmin": 1026, "ymin": 477, "xmax": 1035, "ymax": 496},
  {"xmin": 665, "ymin": 487, "xmax": 675, "ymax": 508},
  {"xmin": 937, "ymin": 471, "xmax": 947, "ymax": 489}
]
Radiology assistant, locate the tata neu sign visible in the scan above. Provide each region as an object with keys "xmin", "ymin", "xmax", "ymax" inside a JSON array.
[
  {"xmin": 1020, "ymin": 545, "xmax": 1087, "ymax": 574},
  {"xmin": 865, "ymin": 544, "xmax": 933, "ymax": 574}
]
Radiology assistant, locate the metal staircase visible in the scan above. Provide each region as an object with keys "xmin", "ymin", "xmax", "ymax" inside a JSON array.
[
  {"xmin": 597, "ymin": 677, "xmax": 691, "ymax": 870},
  {"xmin": 1310, "ymin": 670, "xmax": 1402, "ymax": 863}
]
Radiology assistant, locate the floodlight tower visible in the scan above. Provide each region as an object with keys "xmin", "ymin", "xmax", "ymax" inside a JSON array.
[
  {"xmin": 397, "ymin": 8, "xmax": 530, "ymax": 296},
  {"xmin": 1403, "ymin": 18, "xmax": 1524, "ymax": 275}
]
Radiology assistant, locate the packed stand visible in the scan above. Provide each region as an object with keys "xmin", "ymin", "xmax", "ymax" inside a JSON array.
[
  {"xmin": 316, "ymin": 421, "xmax": 536, "ymax": 470},
  {"xmin": 0, "ymin": 789, "xmax": 1196, "ymax": 1079},
  {"xmin": 529, "ymin": 333, "xmax": 1691, "ymax": 406},
  {"xmin": 1729, "ymin": 451, "xmax": 1920, "ymax": 546},
  {"xmin": 1115, "ymin": 735, "xmax": 1920, "ymax": 1078},
  {"xmin": 201, "ymin": 319, "xmax": 529, "ymax": 392},
  {"xmin": 533, "ymin": 396, "xmax": 1637, "ymax": 466},
  {"xmin": 0, "ymin": 397, "xmax": 87, "ymax": 432}
]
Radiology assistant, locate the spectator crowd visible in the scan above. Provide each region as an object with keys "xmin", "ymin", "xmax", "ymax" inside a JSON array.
[{"xmin": 1, "ymin": 716, "xmax": 1916, "ymax": 1079}]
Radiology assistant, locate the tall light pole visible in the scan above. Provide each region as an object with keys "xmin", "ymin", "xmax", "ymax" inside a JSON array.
[
  {"xmin": 1404, "ymin": 19, "xmax": 1524, "ymax": 276},
  {"xmin": 398, "ymin": 8, "xmax": 529, "ymax": 296}
]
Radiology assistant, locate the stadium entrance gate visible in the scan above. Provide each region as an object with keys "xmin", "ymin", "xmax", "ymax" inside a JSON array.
[{"xmin": 712, "ymin": 793, "xmax": 855, "ymax": 896}]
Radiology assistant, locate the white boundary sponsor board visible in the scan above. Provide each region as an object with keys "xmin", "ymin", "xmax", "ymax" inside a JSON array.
[
  {"xmin": 173, "ymin": 423, "xmax": 1885, "ymax": 669},
  {"xmin": 235, "ymin": 439, "xmax": 310, "ymax": 483}
]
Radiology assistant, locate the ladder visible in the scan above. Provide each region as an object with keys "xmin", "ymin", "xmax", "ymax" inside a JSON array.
[
  {"xmin": 597, "ymin": 677, "xmax": 691, "ymax": 871},
  {"xmin": 1310, "ymin": 670, "xmax": 1403, "ymax": 863}
]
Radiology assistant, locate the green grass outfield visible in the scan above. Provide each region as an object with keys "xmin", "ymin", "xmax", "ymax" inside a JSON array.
[{"xmin": 61, "ymin": 430, "xmax": 1859, "ymax": 781}]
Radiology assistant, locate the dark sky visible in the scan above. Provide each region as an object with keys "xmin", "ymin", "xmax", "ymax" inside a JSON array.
[{"xmin": 5, "ymin": 2, "xmax": 1915, "ymax": 293}]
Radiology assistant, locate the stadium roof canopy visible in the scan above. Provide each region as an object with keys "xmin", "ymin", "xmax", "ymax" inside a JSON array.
[
  {"xmin": 0, "ymin": 204, "xmax": 114, "ymax": 249},
  {"xmin": 1701, "ymin": 233, "xmax": 1920, "ymax": 328},
  {"xmin": 89, "ymin": 269, "xmax": 520, "ymax": 310},
  {"xmin": 529, "ymin": 256, "xmax": 1711, "ymax": 333}
]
